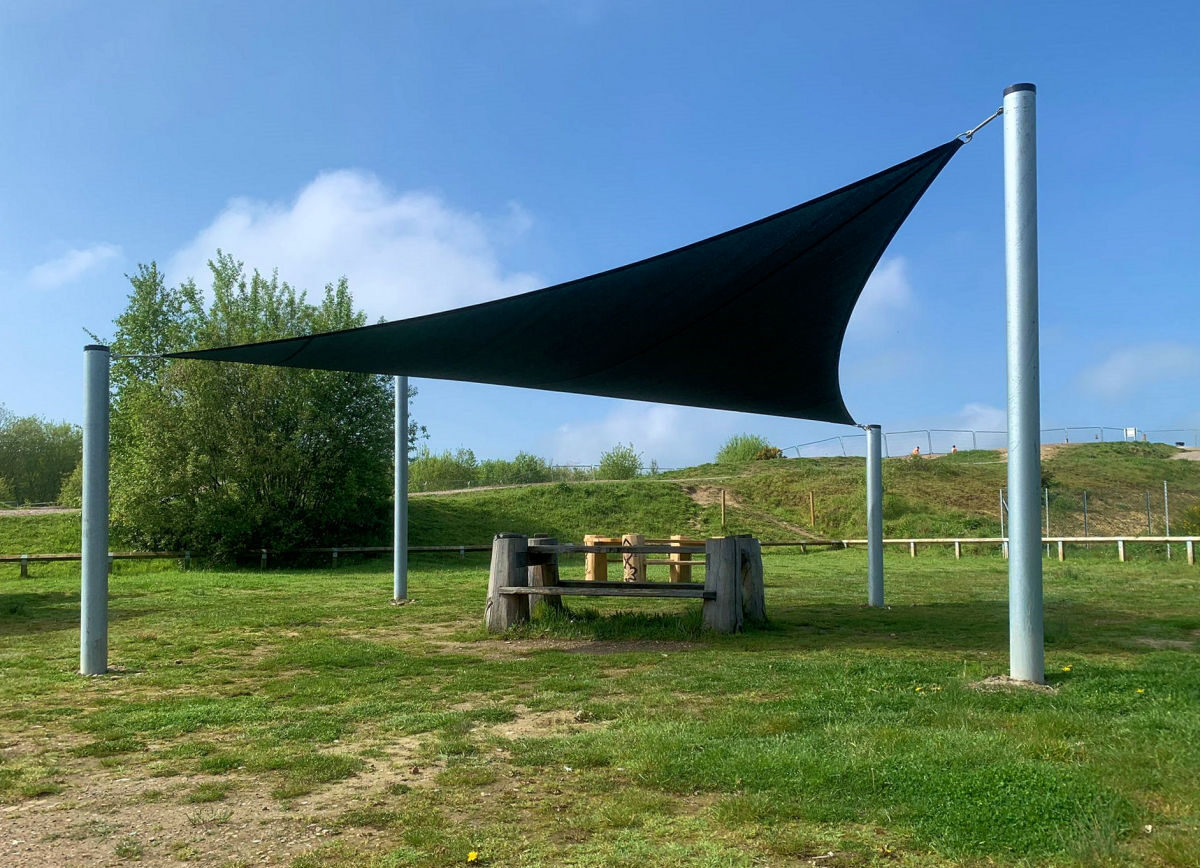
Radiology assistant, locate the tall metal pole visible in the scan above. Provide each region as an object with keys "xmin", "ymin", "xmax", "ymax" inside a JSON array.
[
  {"xmin": 81, "ymin": 345, "xmax": 110, "ymax": 675},
  {"xmin": 865, "ymin": 424, "xmax": 884, "ymax": 607},
  {"xmin": 1004, "ymin": 82, "xmax": 1044, "ymax": 683},
  {"xmin": 393, "ymin": 375, "xmax": 409, "ymax": 600}
]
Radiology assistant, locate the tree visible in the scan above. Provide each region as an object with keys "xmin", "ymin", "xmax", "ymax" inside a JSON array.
[
  {"xmin": 0, "ymin": 406, "xmax": 82, "ymax": 504},
  {"xmin": 597, "ymin": 443, "xmax": 642, "ymax": 480},
  {"xmin": 107, "ymin": 254, "xmax": 419, "ymax": 556}
]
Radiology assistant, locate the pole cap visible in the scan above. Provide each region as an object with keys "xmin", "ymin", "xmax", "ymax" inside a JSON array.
[
  {"xmin": 1003, "ymin": 82, "xmax": 1036, "ymax": 96},
  {"xmin": 84, "ymin": 344, "xmax": 110, "ymax": 352}
]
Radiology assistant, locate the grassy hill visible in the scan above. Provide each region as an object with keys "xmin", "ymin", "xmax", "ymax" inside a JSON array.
[{"xmin": 3, "ymin": 443, "xmax": 1198, "ymax": 555}]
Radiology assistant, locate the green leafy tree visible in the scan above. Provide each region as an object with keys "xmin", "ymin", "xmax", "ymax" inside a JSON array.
[
  {"xmin": 716, "ymin": 433, "xmax": 774, "ymax": 463},
  {"xmin": 57, "ymin": 461, "xmax": 83, "ymax": 508},
  {"xmin": 597, "ymin": 443, "xmax": 642, "ymax": 480},
  {"xmin": 107, "ymin": 254, "xmax": 418, "ymax": 556},
  {"xmin": 0, "ymin": 406, "xmax": 82, "ymax": 504},
  {"xmin": 0, "ymin": 475, "xmax": 15, "ymax": 507}
]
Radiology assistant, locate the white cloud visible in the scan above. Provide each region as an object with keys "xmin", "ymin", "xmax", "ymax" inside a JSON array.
[
  {"xmin": 167, "ymin": 171, "xmax": 541, "ymax": 320},
  {"xmin": 955, "ymin": 402, "xmax": 1007, "ymax": 432},
  {"xmin": 544, "ymin": 402, "xmax": 737, "ymax": 468},
  {"xmin": 28, "ymin": 243, "xmax": 121, "ymax": 289},
  {"xmin": 844, "ymin": 257, "xmax": 914, "ymax": 337},
  {"xmin": 1080, "ymin": 343, "xmax": 1200, "ymax": 399}
]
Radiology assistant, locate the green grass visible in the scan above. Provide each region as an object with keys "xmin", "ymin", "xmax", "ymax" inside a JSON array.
[
  {"xmin": 0, "ymin": 510, "xmax": 80, "ymax": 552},
  {"xmin": 2, "ymin": 549, "xmax": 1198, "ymax": 867}
]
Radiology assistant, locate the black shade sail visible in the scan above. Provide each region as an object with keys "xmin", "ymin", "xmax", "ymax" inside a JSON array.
[{"xmin": 168, "ymin": 140, "xmax": 961, "ymax": 424}]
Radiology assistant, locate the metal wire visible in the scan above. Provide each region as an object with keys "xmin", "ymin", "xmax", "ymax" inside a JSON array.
[{"xmin": 959, "ymin": 106, "xmax": 1003, "ymax": 143}]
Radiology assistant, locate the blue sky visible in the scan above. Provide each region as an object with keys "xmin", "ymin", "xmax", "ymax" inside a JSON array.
[{"xmin": 2, "ymin": 1, "xmax": 1198, "ymax": 466}]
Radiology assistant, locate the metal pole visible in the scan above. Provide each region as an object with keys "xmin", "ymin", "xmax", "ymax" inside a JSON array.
[
  {"xmin": 81, "ymin": 345, "xmax": 110, "ymax": 675},
  {"xmin": 393, "ymin": 375, "xmax": 409, "ymax": 600},
  {"xmin": 1145, "ymin": 491, "xmax": 1152, "ymax": 535},
  {"xmin": 866, "ymin": 424, "xmax": 884, "ymax": 607},
  {"xmin": 1164, "ymin": 480, "xmax": 1171, "ymax": 560},
  {"xmin": 1004, "ymin": 82, "xmax": 1044, "ymax": 683}
]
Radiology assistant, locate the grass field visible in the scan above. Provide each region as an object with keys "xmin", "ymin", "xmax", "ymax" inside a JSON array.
[{"xmin": 3, "ymin": 548, "xmax": 1198, "ymax": 867}]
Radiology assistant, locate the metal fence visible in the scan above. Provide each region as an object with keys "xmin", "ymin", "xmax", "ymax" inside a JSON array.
[{"xmin": 784, "ymin": 426, "xmax": 1200, "ymax": 459}]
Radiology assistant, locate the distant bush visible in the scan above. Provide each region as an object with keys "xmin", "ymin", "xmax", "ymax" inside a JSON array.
[
  {"xmin": 1178, "ymin": 501, "xmax": 1200, "ymax": 535},
  {"xmin": 410, "ymin": 447, "xmax": 478, "ymax": 492},
  {"xmin": 716, "ymin": 434, "xmax": 774, "ymax": 463},
  {"xmin": 477, "ymin": 452, "xmax": 554, "ymax": 486},
  {"xmin": 597, "ymin": 443, "xmax": 642, "ymax": 480},
  {"xmin": 0, "ymin": 476, "xmax": 15, "ymax": 507},
  {"xmin": 0, "ymin": 406, "xmax": 82, "ymax": 505},
  {"xmin": 57, "ymin": 462, "xmax": 83, "ymax": 508},
  {"xmin": 755, "ymin": 446, "xmax": 783, "ymax": 460}
]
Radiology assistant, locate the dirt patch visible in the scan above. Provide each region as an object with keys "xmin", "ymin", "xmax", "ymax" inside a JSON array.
[
  {"xmin": 1171, "ymin": 448, "xmax": 1200, "ymax": 461},
  {"xmin": 0, "ymin": 506, "xmax": 79, "ymax": 517},
  {"xmin": 685, "ymin": 485, "xmax": 740, "ymax": 509},
  {"xmin": 0, "ymin": 734, "xmax": 432, "ymax": 868},
  {"xmin": 1133, "ymin": 637, "xmax": 1194, "ymax": 650},
  {"xmin": 968, "ymin": 675, "xmax": 1058, "ymax": 694}
]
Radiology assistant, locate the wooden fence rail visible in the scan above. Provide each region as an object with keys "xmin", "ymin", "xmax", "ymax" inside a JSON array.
[{"xmin": 6, "ymin": 535, "xmax": 1196, "ymax": 578}]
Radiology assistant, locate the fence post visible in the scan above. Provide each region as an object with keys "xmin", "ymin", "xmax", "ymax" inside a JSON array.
[
  {"xmin": 1187, "ymin": 540, "xmax": 1194, "ymax": 566},
  {"xmin": 909, "ymin": 540, "xmax": 916, "ymax": 558},
  {"xmin": 20, "ymin": 553, "xmax": 28, "ymax": 578},
  {"xmin": 332, "ymin": 548, "xmax": 339, "ymax": 569},
  {"xmin": 1118, "ymin": 539, "xmax": 1126, "ymax": 563},
  {"xmin": 484, "ymin": 533, "xmax": 529, "ymax": 632},
  {"xmin": 260, "ymin": 549, "xmax": 267, "ymax": 570},
  {"xmin": 954, "ymin": 541, "xmax": 962, "ymax": 559},
  {"xmin": 1057, "ymin": 540, "xmax": 1065, "ymax": 562},
  {"xmin": 184, "ymin": 550, "xmax": 191, "ymax": 571}
]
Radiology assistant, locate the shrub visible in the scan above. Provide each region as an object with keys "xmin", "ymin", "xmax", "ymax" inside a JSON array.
[
  {"xmin": 597, "ymin": 443, "xmax": 642, "ymax": 480},
  {"xmin": 716, "ymin": 434, "xmax": 773, "ymax": 463},
  {"xmin": 409, "ymin": 447, "xmax": 478, "ymax": 491},
  {"xmin": 0, "ymin": 476, "xmax": 14, "ymax": 507},
  {"xmin": 57, "ymin": 462, "xmax": 83, "ymax": 508}
]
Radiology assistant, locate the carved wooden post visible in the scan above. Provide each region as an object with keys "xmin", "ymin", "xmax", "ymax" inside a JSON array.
[
  {"xmin": 702, "ymin": 536, "xmax": 741, "ymax": 633},
  {"xmin": 738, "ymin": 536, "xmax": 766, "ymax": 626},
  {"xmin": 485, "ymin": 533, "xmax": 529, "ymax": 632},
  {"xmin": 583, "ymin": 534, "xmax": 607, "ymax": 582},
  {"xmin": 668, "ymin": 534, "xmax": 692, "ymax": 583},
  {"xmin": 622, "ymin": 533, "xmax": 646, "ymax": 582},
  {"xmin": 528, "ymin": 535, "xmax": 564, "ymax": 613}
]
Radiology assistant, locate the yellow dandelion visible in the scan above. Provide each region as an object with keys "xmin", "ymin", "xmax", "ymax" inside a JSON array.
[
  {"xmin": 1061, "ymin": 665, "xmax": 1072, "ymax": 672},
  {"xmin": 1137, "ymin": 688, "xmax": 1145, "ymax": 694},
  {"xmin": 915, "ymin": 686, "xmax": 922, "ymax": 692},
  {"xmin": 467, "ymin": 852, "xmax": 479, "ymax": 863}
]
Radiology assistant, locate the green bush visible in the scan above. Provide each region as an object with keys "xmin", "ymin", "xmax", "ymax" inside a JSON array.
[
  {"xmin": 410, "ymin": 447, "xmax": 478, "ymax": 491},
  {"xmin": 597, "ymin": 443, "xmax": 642, "ymax": 480},
  {"xmin": 57, "ymin": 462, "xmax": 83, "ymax": 508},
  {"xmin": 477, "ymin": 452, "xmax": 554, "ymax": 486},
  {"xmin": 716, "ymin": 434, "xmax": 774, "ymax": 463},
  {"xmin": 0, "ymin": 407, "xmax": 82, "ymax": 504},
  {"xmin": 0, "ymin": 476, "xmax": 15, "ymax": 507}
]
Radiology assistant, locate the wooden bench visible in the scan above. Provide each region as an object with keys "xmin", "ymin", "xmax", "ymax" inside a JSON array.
[{"xmin": 484, "ymin": 534, "xmax": 765, "ymax": 634}]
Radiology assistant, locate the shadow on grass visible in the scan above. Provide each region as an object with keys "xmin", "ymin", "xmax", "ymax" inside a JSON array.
[
  {"xmin": 0, "ymin": 590, "xmax": 157, "ymax": 637},
  {"xmin": 512, "ymin": 597, "xmax": 1191, "ymax": 657}
]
